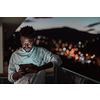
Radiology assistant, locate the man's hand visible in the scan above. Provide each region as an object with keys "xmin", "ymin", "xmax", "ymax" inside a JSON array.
[
  {"xmin": 12, "ymin": 68, "xmax": 28, "ymax": 80},
  {"xmin": 19, "ymin": 63, "xmax": 41, "ymax": 74},
  {"xmin": 18, "ymin": 68, "xmax": 28, "ymax": 76},
  {"xmin": 25, "ymin": 65, "xmax": 41, "ymax": 73}
]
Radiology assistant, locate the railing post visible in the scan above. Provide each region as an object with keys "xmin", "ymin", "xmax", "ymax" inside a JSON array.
[{"xmin": 54, "ymin": 66, "xmax": 57, "ymax": 84}]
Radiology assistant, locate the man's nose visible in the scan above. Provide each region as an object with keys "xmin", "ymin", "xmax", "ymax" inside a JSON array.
[{"xmin": 25, "ymin": 44, "xmax": 29, "ymax": 48}]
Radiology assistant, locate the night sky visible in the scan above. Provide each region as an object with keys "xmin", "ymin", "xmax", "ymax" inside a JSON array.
[{"xmin": 16, "ymin": 17, "xmax": 100, "ymax": 34}]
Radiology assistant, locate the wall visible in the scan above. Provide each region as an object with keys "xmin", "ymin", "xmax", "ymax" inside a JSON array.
[{"xmin": 0, "ymin": 23, "xmax": 3, "ymax": 73}]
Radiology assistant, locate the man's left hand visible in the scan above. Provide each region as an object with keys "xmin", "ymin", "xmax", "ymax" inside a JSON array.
[{"xmin": 25, "ymin": 64, "xmax": 41, "ymax": 73}]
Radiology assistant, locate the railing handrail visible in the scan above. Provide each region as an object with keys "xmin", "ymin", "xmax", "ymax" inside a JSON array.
[
  {"xmin": 62, "ymin": 67, "xmax": 100, "ymax": 84},
  {"xmin": 0, "ymin": 73, "xmax": 8, "ymax": 77}
]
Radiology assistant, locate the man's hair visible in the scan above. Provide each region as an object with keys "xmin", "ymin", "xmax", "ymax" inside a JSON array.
[{"xmin": 19, "ymin": 26, "xmax": 35, "ymax": 38}]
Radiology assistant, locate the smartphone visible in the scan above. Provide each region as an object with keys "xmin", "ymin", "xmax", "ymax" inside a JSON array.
[{"xmin": 19, "ymin": 63, "xmax": 35, "ymax": 69}]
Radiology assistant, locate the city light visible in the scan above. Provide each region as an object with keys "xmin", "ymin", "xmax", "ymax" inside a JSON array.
[
  {"xmin": 82, "ymin": 45, "xmax": 84, "ymax": 48},
  {"xmin": 13, "ymin": 34, "xmax": 15, "ymax": 37},
  {"xmin": 86, "ymin": 53, "xmax": 88, "ymax": 56},
  {"xmin": 78, "ymin": 41, "xmax": 81, "ymax": 45},
  {"xmin": 37, "ymin": 36, "xmax": 41, "ymax": 39},
  {"xmin": 19, "ymin": 47, "xmax": 21, "ymax": 49},
  {"xmin": 63, "ymin": 47, "xmax": 66, "ymax": 51},
  {"xmin": 93, "ymin": 54, "xmax": 95, "ymax": 57},
  {"xmin": 78, "ymin": 51, "xmax": 81, "ymax": 55},
  {"xmin": 11, "ymin": 49, "xmax": 14, "ymax": 52},
  {"xmin": 7, "ymin": 34, "xmax": 100, "ymax": 66},
  {"xmin": 43, "ymin": 36, "xmax": 46, "ymax": 39},
  {"xmin": 9, "ymin": 47, "xmax": 11, "ymax": 50}
]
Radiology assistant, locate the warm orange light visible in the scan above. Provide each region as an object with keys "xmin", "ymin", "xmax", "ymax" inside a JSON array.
[
  {"xmin": 19, "ymin": 47, "xmax": 21, "ymax": 49},
  {"xmin": 78, "ymin": 51, "xmax": 81, "ymax": 55},
  {"xmin": 71, "ymin": 49, "xmax": 74, "ymax": 53},
  {"xmin": 93, "ymin": 54, "xmax": 95, "ymax": 57},
  {"xmin": 73, "ymin": 48, "xmax": 78, "ymax": 51},
  {"xmin": 59, "ymin": 48, "xmax": 62, "ymax": 52},
  {"xmin": 62, "ymin": 43, "xmax": 65, "ymax": 48},
  {"xmin": 36, "ymin": 42, "xmax": 39, "ymax": 45},
  {"xmin": 64, "ymin": 53, "xmax": 68, "ymax": 56},
  {"xmin": 69, "ymin": 44, "xmax": 72, "ymax": 47},
  {"xmin": 9, "ymin": 47, "xmax": 11, "ymax": 50},
  {"xmin": 86, "ymin": 55, "xmax": 90, "ymax": 60},
  {"xmin": 65, "ymin": 43, "xmax": 68, "ymax": 47},
  {"xmin": 69, "ymin": 46, "xmax": 71, "ymax": 50},
  {"xmin": 55, "ymin": 48, "xmax": 59, "ymax": 51},
  {"xmin": 43, "ymin": 36, "xmax": 46, "ymax": 39},
  {"xmin": 66, "ymin": 49, "xmax": 69, "ymax": 54},
  {"xmin": 55, "ymin": 43, "xmax": 59, "ymax": 48},
  {"xmin": 69, "ymin": 49, "xmax": 74, "ymax": 56},
  {"xmin": 86, "ymin": 53, "xmax": 88, "ymax": 56},
  {"xmin": 13, "ymin": 34, "xmax": 15, "ymax": 37},
  {"xmin": 72, "ymin": 54, "xmax": 75, "ymax": 58},
  {"xmin": 42, "ymin": 40, "xmax": 45, "ymax": 43}
]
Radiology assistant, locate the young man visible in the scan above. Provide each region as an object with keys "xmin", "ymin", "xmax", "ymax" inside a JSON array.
[{"xmin": 8, "ymin": 26, "xmax": 62, "ymax": 84}]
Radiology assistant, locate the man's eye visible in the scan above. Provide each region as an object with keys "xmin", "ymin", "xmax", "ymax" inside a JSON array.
[{"xmin": 22, "ymin": 42, "xmax": 31, "ymax": 45}]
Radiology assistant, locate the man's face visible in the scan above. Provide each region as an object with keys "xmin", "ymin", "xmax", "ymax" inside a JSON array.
[{"xmin": 20, "ymin": 36, "xmax": 34, "ymax": 52}]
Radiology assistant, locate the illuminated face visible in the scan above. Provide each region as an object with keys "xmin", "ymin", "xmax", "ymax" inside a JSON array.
[{"xmin": 20, "ymin": 36, "xmax": 34, "ymax": 52}]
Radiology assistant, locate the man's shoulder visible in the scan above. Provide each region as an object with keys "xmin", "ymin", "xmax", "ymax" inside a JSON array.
[
  {"xmin": 35, "ymin": 46, "xmax": 48, "ymax": 52},
  {"xmin": 12, "ymin": 48, "xmax": 22, "ymax": 56}
]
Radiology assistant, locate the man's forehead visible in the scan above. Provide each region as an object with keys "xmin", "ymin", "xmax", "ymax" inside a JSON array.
[{"xmin": 21, "ymin": 36, "xmax": 33, "ymax": 41}]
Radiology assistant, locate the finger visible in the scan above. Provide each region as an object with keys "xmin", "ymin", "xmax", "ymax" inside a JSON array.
[
  {"xmin": 20, "ymin": 69, "xmax": 25, "ymax": 72},
  {"xmin": 21, "ymin": 71, "xmax": 27, "ymax": 75},
  {"xmin": 21, "ymin": 72, "xmax": 25, "ymax": 74},
  {"xmin": 25, "ymin": 68, "xmax": 30, "ymax": 72}
]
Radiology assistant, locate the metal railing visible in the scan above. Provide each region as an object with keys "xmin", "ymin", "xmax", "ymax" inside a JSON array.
[{"xmin": 54, "ymin": 66, "xmax": 100, "ymax": 84}]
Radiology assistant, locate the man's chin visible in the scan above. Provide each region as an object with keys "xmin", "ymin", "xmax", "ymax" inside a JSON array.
[
  {"xmin": 24, "ymin": 48, "xmax": 31, "ymax": 52},
  {"xmin": 25, "ymin": 50, "xmax": 30, "ymax": 52}
]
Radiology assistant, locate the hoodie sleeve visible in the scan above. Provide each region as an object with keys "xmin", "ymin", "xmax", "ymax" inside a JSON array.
[
  {"xmin": 8, "ymin": 54, "xmax": 17, "ymax": 83},
  {"xmin": 42, "ymin": 48, "xmax": 62, "ymax": 67}
]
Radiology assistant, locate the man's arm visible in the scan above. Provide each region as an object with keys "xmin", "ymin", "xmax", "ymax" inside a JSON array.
[
  {"xmin": 40, "ymin": 62, "xmax": 53, "ymax": 70},
  {"xmin": 42, "ymin": 48, "xmax": 62, "ymax": 67},
  {"xmin": 8, "ymin": 54, "xmax": 28, "ymax": 82},
  {"xmin": 25, "ymin": 62, "xmax": 53, "ymax": 73},
  {"xmin": 12, "ymin": 68, "xmax": 27, "ymax": 80}
]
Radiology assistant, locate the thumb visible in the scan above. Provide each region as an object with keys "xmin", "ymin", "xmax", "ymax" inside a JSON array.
[{"xmin": 25, "ymin": 68, "xmax": 29, "ymax": 72}]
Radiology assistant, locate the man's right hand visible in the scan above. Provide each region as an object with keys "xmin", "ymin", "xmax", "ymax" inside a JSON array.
[
  {"xmin": 12, "ymin": 68, "xmax": 27, "ymax": 80},
  {"xmin": 18, "ymin": 68, "xmax": 28, "ymax": 76}
]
